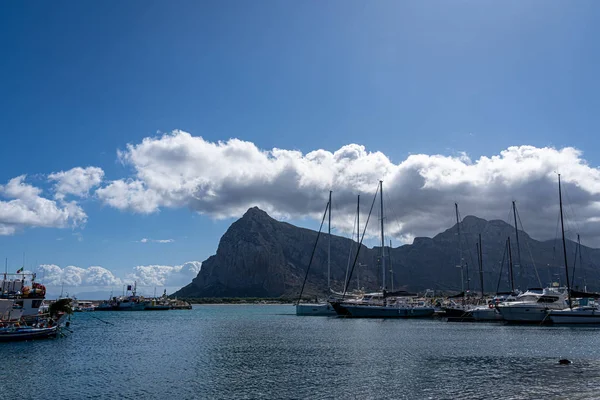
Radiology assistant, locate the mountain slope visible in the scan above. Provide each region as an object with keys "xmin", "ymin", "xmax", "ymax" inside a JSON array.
[{"xmin": 174, "ymin": 208, "xmax": 600, "ymax": 298}]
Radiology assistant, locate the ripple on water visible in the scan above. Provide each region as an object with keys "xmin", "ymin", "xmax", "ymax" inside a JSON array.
[{"xmin": 2, "ymin": 306, "xmax": 600, "ymax": 400}]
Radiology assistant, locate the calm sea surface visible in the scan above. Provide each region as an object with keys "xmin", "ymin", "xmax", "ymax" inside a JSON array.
[{"xmin": 2, "ymin": 305, "xmax": 600, "ymax": 399}]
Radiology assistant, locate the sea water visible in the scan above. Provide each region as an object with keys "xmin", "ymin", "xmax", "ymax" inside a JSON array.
[{"xmin": 2, "ymin": 305, "xmax": 600, "ymax": 400}]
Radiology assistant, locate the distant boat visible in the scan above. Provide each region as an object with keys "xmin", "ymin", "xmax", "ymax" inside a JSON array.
[
  {"xmin": 96, "ymin": 282, "xmax": 147, "ymax": 311},
  {"xmin": 144, "ymin": 292, "xmax": 171, "ymax": 311},
  {"xmin": 74, "ymin": 301, "xmax": 95, "ymax": 312}
]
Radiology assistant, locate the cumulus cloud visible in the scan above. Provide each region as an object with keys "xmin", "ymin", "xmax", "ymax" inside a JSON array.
[
  {"xmin": 127, "ymin": 262, "xmax": 202, "ymax": 287},
  {"xmin": 37, "ymin": 264, "xmax": 122, "ymax": 286},
  {"xmin": 138, "ymin": 238, "xmax": 175, "ymax": 243},
  {"xmin": 48, "ymin": 166, "xmax": 104, "ymax": 200},
  {"xmin": 35, "ymin": 262, "xmax": 201, "ymax": 290},
  {"xmin": 0, "ymin": 176, "xmax": 87, "ymax": 235},
  {"xmin": 95, "ymin": 131, "xmax": 600, "ymax": 245}
]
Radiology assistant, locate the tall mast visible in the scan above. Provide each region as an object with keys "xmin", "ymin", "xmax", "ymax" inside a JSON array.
[
  {"xmin": 512, "ymin": 201, "xmax": 522, "ymax": 287},
  {"xmin": 357, "ymin": 195, "xmax": 360, "ymax": 244},
  {"xmin": 558, "ymin": 174, "xmax": 572, "ymax": 309},
  {"xmin": 578, "ymin": 234, "xmax": 587, "ymax": 291},
  {"xmin": 380, "ymin": 180, "xmax": 385, "ymax": 290},
  {"xmin": 507, "ymin": 237, "xmax": 515, "ymax": 292},
  {"xmin": 478, "ymin": 233, "xmax": 484, "ymax": 298},
  {"xmin": 328, "ymin": 190, "xmax": 332, "ymax": 291},
  {"xmin": 389, "ymin": 240, "xmax": 394, "ymax": 292},
  {"xmin": 357, "ymin": 195, "xmax": 360, "ymax": 290},
  {"xmin": 455, "ymin": 203, "xmax": 464, "ymax": 294}
]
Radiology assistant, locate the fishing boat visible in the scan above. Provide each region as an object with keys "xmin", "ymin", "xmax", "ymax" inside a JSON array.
[
  {"xmin": 0, "ymin": 324, "xmax": 59, "ymax": 342},
  {"xmin": 96, "ymin": 282, "xmax": 147, "ymax": 311},
  {"xmin": 145, "ymin": 290, "xmax": 171, "ymax": 310},
  {"xmin": 0, "ymin": 279, "xmax": 71, "ymax": 342},
  {"xmin": 1, "ymin": 273, "xmax": 47, "ymax": 321}
]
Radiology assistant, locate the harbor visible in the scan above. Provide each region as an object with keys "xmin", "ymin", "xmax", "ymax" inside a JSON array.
[{"xmin": 3, "ymin": 304, "xmax": 600, "ymax": 399}]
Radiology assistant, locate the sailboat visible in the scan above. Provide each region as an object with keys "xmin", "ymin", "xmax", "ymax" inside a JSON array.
[
  {"xmin": 547, "ymin": 177, "xmax": 600, "ymax": 324},
  {"xmin": 330, "ymin": 181, "xmax": 435, "ymax": 318},
  {"xmin": 296, "ymin": 191, "xmax": 337, "ymax": 316},
  {"xmin": 497, "ymin": 176, "xmax": 571, "ymax": 323}
]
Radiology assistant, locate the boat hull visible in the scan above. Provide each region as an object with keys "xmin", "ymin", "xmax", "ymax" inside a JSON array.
[
  {"xmin": 442, "ymin": 307, "xmax": 473, "ymax": 318},
  {"xmin": 548, "ymin": 310, "xmax": 600, "ymax": 324},
  {"xmin": 497, "ymin": 306, "xmax": 551, "ymax": 323},
  {"xmin": 471, "ymin": 307, "xmax": 503, "ymax": 321},
  {"xmin": 332, "ymin": 303, "xmax": 435, "ymax": 318},
  {"xmin": 296, "ymin": 303, "xmax": 337, "ymax": 316},
  {"xmin": 0, "ymin": 326, "xmax": 58, "ymax": 342}
]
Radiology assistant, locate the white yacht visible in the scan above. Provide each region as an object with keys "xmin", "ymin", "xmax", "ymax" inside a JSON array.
[
  {"xmin": 497, "ymin": 288, "xmax": 569, "ymax": 323},
  {"xmin": 547, "ymin": 298, "xmax": 600, "ymax": 324}
]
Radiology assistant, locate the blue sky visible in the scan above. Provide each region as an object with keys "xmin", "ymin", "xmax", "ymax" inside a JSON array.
[{"xmin": 1, "ymin": 1, "xmax": 600, "ymax": 294}]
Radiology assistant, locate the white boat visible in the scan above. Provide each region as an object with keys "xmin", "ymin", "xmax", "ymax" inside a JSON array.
[
  {"xmin": 497, "ymin": 288, "xmax": 569, "ymax": 323},
  {"xmin": 548, "ymin": 298, "xmax": 600, "ymax": 324},
  {"xmin": 74, "ymin": 301, "xmax": 95, "ymax": 312},
  {"xmin": 469, "ymin": 293, "xmax": 518, "ymax": 321}
]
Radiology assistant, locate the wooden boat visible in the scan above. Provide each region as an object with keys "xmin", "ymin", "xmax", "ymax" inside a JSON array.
[{"xmin": 0, "ymin": 325, "xmax": 58, "ymax": 342}]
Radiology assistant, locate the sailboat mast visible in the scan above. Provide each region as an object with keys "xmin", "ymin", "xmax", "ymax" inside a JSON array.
[
  {"xmin": 455, "ymin": 203, "xmax": 464, "ymax": 294},
  {"xmin": 512, "ymin": 201, "xmax": 522, "ymax": 286},
  {"xmin": 558, "ymin": 174, "xmax": 572, "ymax": 309},
  {"xmin": 389, "ymin": 239, "xmax": 394, "ymax": 292},
  {"xmin": 380, "ymin": 180, "xmax": 385, "ymax": 290},
  {"xmin": 357, "ymin": 195, "xmax": 360, "ymax": 290},
  {"xmin": 357, "ymin": 195, "xmax": 360, "ymax": 244},
  {"xmin": 478, "ymin": 233, "xmax": 484, "ymax": 298},
  {"xmin": 578, "ymin": 234, "xmax": 587, "ymax": 291},
  {"xmin": 328, "ymin": 190, "xmax": 332, "ymax": 291},
  {"xmin": 507, "ymin": 236, "xmax": 515, "ymax": 292}
]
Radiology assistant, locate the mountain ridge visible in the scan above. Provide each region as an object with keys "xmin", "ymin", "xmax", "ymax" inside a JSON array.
[{"xmin": 174, "ymin": 207, "xmax": 600, "ymax": 298}]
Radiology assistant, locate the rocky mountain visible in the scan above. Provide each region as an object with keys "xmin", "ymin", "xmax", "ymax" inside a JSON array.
[{"xmin": 174, "ymin": 207, "xmax": 600, "ymax": 298}]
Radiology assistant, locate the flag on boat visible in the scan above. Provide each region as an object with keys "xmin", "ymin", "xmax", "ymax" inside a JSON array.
[
  {"xmin": 127, "ymin": 285, "xmax": 132, "ymax": 291},
  {"xmin": 16, "ymin": 267, "xmax": 23, "ymax": 273},
  {"xmin": 32, "ymin": 273, "xmax": 36, "ymax": 281}
]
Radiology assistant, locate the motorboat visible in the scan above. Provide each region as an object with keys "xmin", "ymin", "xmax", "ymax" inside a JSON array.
[
  {"xmin": 497, "ymin": 288, "xmax": 569, "ymax": 323},
  {"xmin": 547, "ymin": 298, "xmax": 600, "ymax": 324}
]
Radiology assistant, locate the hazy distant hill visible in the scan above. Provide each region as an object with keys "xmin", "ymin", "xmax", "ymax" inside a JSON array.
[{"xmin": 174, "ymin": 207, "xmax": 600, "ymax": 298}]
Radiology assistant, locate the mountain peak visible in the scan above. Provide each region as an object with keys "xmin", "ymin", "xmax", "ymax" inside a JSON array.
[{"xmin": 242, "ymin": 206, "xmax": 272, "ymax": 221}]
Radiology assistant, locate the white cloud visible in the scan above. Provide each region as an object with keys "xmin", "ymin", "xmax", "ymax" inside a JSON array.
[
  {"xmin": 0, "ymin": 175, "xmax": 87, "ymax": 235},
  {"xmin": 127, "ymin": 262, "xmax": 202, "ymax": 287},
  {"xmin": 95, "ymin": 131, "xmax": 600, "ymax": 245},
  {"xmin": 35, "ymin": 262, "xmax": 201, "ymax": 292},
  {"xmin": 48, "ymin": 166, "xmax": 104, "ymax": 200},
  {"xmin": 37, "ymin": 264, "xmax": 122, "ymax": 286},
  {"xmin": 138, "ymin": 238, "xmax": 175, "ymax": 243},
  {"xmin": 96, "ymin": 179, "xmax": 162, "ymax": 214}
]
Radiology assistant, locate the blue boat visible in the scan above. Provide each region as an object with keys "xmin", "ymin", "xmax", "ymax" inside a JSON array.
[{"xmin": 0, "ymin": 325, "xmax": 58, "ymax": 342}]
